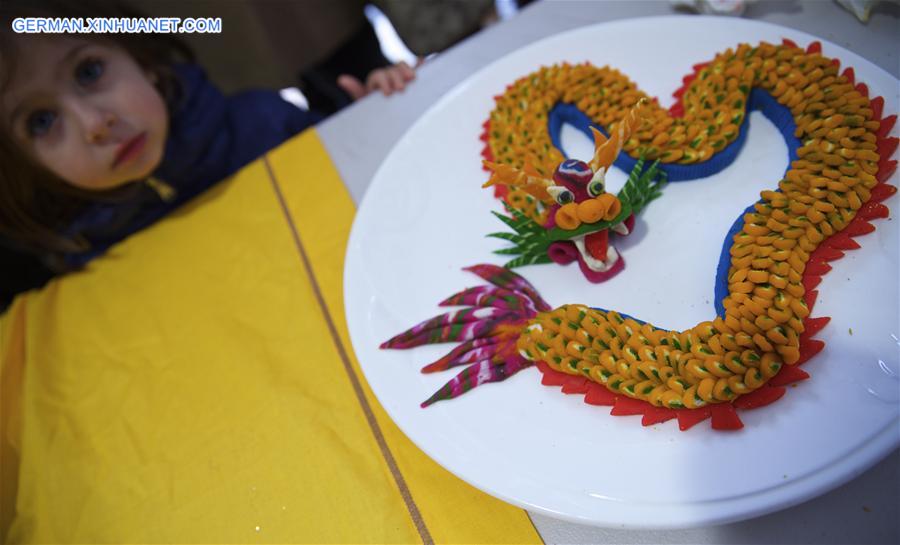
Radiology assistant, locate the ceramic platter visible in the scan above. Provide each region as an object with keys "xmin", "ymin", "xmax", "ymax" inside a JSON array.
[{"xmin": 344, "ymin": 16, "xmax": 899, "ymax": 528}]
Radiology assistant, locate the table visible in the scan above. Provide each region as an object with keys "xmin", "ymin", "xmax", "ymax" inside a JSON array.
[{"xmin": 319, "ymin": 1, "xmax": 899, "ymax": 543}]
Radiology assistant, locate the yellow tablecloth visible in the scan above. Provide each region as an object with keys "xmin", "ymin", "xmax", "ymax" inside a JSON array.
[{"xmin": 0, "ymin": 130, "xmax": 542, "ymax": 544}]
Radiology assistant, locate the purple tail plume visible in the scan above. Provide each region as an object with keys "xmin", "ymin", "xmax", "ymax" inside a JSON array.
[{"xmin": 382, "ymin": 264, "xmax": 550, "ymax": 406}]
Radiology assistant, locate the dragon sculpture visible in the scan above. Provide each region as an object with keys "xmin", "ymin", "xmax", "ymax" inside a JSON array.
[{"xmin": 383, "ymin": 39, "xmax": 897, "ymax": 430}]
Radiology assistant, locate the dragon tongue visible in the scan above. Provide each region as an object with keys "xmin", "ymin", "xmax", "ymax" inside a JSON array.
[{"xmin": 584, "ymin": 230, "xmax": 609, "ymax": 261}]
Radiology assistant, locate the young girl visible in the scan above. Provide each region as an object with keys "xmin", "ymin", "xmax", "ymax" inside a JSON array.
[{"xmin": 0, "ymin": 0, "xmax": 411, "ymax": 310}]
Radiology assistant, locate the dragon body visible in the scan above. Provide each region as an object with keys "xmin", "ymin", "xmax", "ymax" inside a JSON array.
[{"xmin": 383, "ymin": 39, "xmax": 897, "ymax": 430}]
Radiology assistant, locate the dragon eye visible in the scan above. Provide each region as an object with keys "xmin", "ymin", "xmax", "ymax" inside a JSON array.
[
  {"xmin": 587, "ymin": 167, "xmax": 607, "ymax": 197},
  {"xmin": 587, "ymin": 178, "xmax": 605, "ymax": 197},
  {"xmin": 547, "ymin": 185, "xmax": 574, "ymax": 205}
]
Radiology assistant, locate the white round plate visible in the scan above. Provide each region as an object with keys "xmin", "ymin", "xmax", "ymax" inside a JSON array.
[{"xmin": 344, "ymin": 16, "xmax": 899, "ymax": 529}]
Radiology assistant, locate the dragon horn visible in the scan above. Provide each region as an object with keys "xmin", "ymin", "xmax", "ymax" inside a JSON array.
[
  {"xmin": 589, "ymin": 126, "xmax": 608, "ymax": 148},
  {"xmin": 482, "ymin": 160, "xmax": 523, "ymax": 188},
  {"xmin": 482, "ymin": 160, "xmax": 553, "ymax": 203},
  {"xmin": 590, "ymin": 97, "xmax": 650, "ymax": 172}
]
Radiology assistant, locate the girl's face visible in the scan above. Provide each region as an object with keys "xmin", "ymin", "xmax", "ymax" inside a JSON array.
[{"xmin": 1, "ymin": 36, "xmax": 167, "ymax": 190}]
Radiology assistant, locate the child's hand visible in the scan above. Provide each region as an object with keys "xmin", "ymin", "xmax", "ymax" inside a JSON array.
[{"xmin": 337, "ymin": 61, "xmax": 416, "ymax": 100}]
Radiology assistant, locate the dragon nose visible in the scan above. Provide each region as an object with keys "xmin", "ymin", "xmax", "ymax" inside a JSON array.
[
  {"xmin": 555, "ymin": 194, "xmax": 624, "ymax": 230},
  {"xmin": 555, "ymin": 203, "xmax": 581, "ymax": 230},
  {"xmin": 576, "ymin": 194, "xmax": 622, "ymax": 223}
]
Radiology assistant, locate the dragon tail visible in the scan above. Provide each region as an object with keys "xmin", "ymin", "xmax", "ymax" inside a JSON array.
[{"xmin": 381, "ymin": 264, "xmax": 551, "ymax": 406}]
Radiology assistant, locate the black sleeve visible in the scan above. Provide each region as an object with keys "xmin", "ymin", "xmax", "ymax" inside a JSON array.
[
  {"xmin": 0, "ymin": 245, "xmax": 55, "ymax": 313},
  {"xmin": 298, "ymin": 19, "xmax": 391, "ymax": 114}
]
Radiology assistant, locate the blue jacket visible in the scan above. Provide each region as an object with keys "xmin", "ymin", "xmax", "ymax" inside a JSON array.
[{"xmin": 1, "ymin": 64, "xmax": 322, "ymax": 308}]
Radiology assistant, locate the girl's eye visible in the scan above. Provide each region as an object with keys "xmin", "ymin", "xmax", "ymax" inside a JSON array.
[
  {"xmin": 588, "ymin": 178, "xmax": 605, "ymax": 197},
  {"xmin": 26, "ymin": 109, "xmax": 57, "ymax": 138},
  {"xmin": 75, "ymin": 58, "xmax": 104, "ymax": 86}
]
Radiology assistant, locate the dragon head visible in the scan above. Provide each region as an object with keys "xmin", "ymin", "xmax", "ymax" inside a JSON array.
[{"xmin": 484, "ymin": 99, "xmax": 654, "ymax": 282}]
